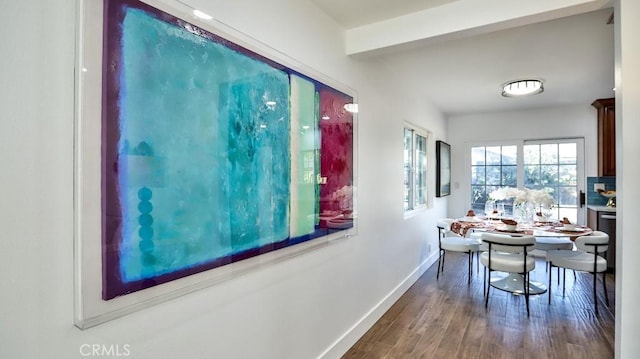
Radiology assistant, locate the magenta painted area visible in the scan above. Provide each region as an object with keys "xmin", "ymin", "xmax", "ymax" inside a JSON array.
[{"xmin": 319, "ymin": 87, "xmax": 354, "ymax": 215}]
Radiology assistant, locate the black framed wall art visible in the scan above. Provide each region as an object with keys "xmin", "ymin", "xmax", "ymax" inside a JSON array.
[{"xmin": 436, "ymin": 141, "xmax": 451, "ymax": 197}]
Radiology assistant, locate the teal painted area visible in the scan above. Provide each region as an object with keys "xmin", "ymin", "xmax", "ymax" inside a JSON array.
[
  {"xmin": 117, "ymin": 9, "xmax": 290, "ymax": 282},
  {"xmin": 221, "ymin": 74, "xmax": 291, "ymax": 254}
]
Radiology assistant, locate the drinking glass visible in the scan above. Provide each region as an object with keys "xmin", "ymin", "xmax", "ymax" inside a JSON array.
[
  {"xmin": 484, "ymin": 201, "xmax": 495, "ymax": 221},
  {"xmin": 496, "ymin": 203, "xmax": 506, "ymax": 218},
  {"xmin": 541, "ymin": 206, "xmax": 553, "ymax": 222}
]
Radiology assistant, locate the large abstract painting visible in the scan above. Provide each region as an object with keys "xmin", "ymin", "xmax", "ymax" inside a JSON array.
[
  {"xmin": 76, "ymin": 0, "xmax": 355, "ymax": 324},
  {"xmin": 100, "ymin": 0, "xmax": 355, "ymax": 300}
]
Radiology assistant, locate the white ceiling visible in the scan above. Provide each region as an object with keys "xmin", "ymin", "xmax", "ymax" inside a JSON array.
[{"xmin": 309, "ymin": 0, "xmax": 615, "ymax": 116}]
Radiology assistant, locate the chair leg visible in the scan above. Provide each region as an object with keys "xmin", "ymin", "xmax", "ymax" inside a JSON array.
[
  {"xmin": 548, "ymin": 263, "xmax": 553, "ymax": 305},
  {"xmin": 485, "ymin": 269, "xmax": 491, "ymax": 309},
  {"xmin": 525, "ymin": 272, "xmax": 530, "ymax": 317},
  {"xmin": 603, "ymin": 271, "xmax": 610, "ymax": 306},
  {"xmin": 562, "ymin": 268, "xmax": 566, "ymax": 298},
  {"xmin": 436, "ymin": 250, "xmax": 443, "ymax": 280},
  {"xmin": 594, "ymin": 271, "xmax": 599, "ymax": 315},
  {"xmin": 467, "ymin": 251, "xmax": 472, "ymax": 285},
  {"xmin": 483, "ymin": 266, "xmax": 486, "ymax": 296}
]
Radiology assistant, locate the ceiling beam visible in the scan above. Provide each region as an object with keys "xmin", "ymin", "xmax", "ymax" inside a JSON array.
[{"xmin": 345, "ymin": 0, "xmax": 612, "ymax": 57}]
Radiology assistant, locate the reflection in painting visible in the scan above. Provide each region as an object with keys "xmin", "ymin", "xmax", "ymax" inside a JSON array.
[{"xmin": 102, "ymin": 0, "xmax": 354, "ymax": 299}]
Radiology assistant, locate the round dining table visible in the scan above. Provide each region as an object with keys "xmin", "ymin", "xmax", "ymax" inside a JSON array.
[{"xmin": 452, "ymin": 217, "xmax": 593, "ymax": 295}]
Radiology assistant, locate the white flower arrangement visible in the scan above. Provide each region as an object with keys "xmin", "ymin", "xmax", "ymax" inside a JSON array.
[{"xmin": 489, "ymin": 187, "xmax": 555, "ymax": 208}]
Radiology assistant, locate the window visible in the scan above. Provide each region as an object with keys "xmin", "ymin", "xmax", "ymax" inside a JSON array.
[
  {"xmin": 404, "ymin": 127, "xmax": 428, "ymax": 211},
  {"xmin": 471, "ymin": 145, "xmax": 518, "ymax": 214},
  {"xmin": 470, "ymin": 139, "xmax": 584, "ymax": 223}
]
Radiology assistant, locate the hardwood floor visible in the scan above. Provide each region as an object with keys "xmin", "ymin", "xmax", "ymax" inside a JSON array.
[{"xmin": 343, "ymin": 253, "xmax": 615, "ymax": 359}]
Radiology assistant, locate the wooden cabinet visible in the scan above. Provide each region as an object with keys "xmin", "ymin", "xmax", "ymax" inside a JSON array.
[{"xmin": 592, "ymin": 98, "xmax": 616, "ymax": 176}]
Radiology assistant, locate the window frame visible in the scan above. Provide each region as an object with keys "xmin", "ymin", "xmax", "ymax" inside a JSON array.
[
  {"xmin": 467, "ymin": 138, "xmax": 585, "ymax": 223},
  {"xmin": 404, "ymin": 124, "xmax": 431, "ymax": 215},
  {"xmin": 470, "ymin": 143, "xmax": 519, "ymax": 214},
  {"xmin": 523, "ymin": 138, "xmax": 585, "ymax": 223}
]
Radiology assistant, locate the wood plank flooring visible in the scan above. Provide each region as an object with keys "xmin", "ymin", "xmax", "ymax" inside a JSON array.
[{"xmin": 343, "ymin": 253, "xmax": 615, "ymax": 359}]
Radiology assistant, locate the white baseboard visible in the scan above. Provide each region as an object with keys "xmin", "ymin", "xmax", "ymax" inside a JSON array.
[{"xmin": 318, "ymin": 253, "xmax": 438, "ymax": 359}]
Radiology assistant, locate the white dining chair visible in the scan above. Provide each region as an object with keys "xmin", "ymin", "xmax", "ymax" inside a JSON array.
[
  {"xmin": 480, "ymin": 233, "xmax": 536, "ymax": 317},
  {"xmin": 436, "ymin": 219, "xmax": 481, "ymax": 284},
  {"xmin": 546, "ymin": 231, "xmax": 610, "ymax": 314},
  {"xmin": 532, "ymin": 236, "xmax": 575, "ymax": 278},
  {"xmin": 532, "ymin": 236, "xmax": 574, "ymax": 259}
]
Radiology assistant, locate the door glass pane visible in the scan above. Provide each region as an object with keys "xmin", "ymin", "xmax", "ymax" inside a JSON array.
[
  {"xmin": 559, "ymin": 187, "xmax": 577, "ymax": 206},
  {"xmin": 559, "ymin": 143, "xmax": 577, "ymax": 164},
  {"xmin": 540, "ymin": 144, "xmax": 558, "ymax": 164},
  {"xmin": 559, "ymin": 165, "xmax": 577, "ymax": 185},
  {"xmin": 524, "ymin": 165, "xmax": 539, "ymax": 187},
  {"xmin": 540, "ymin": 165, "xmax": 559, "ymax": 186},
  {"xmin": 524, "ymin": 145, "xmax": 539, "ymax": 164},
  {"xmin": 502, "ymin": 146, "xmax": 517, "ymax": 165},
  {"xmin": 521, "ymin": 140, "xmax": 581, "ymax": 222}
]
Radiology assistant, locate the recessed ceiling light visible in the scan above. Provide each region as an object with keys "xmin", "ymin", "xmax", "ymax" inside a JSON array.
[{"xmin": 501, "ymin": 79, "xmax": 544, "ymax": 97}]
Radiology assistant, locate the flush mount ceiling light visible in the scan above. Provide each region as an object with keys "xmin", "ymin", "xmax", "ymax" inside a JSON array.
[
  {"xmin": 501, "ymin": 79, "xmax": 544, "ymax": 97},
  {"xmin": 193, "ymin": 9, "xmax": 213, "ymax": 20}
]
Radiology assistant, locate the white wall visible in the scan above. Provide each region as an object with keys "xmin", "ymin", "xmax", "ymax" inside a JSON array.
[
  {"xmin": 4, "ymin": 0, "xmax": 639, "ymax": 357},
  {"xmin": 615, "ymin": 0, "xmax": 640, "ymax": 357},
  {"xmin": 447, "ymin": 105, "xmax": 598, "ymax": 218},
  {"xmin": 0, "ymin": 0, "xmax": 447, "ymax": 358}
]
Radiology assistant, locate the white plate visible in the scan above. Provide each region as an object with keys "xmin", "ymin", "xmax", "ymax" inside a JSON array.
[
  {"xmin": 534, "ymin": 218, "xmax": 553, "ymax": 223},
  {"xmin": 496, "ymin": 229, "xmax": 527, "ymax": 234},
  {"xmin": 460, "ymin": 216, "xmax": 483, "ymax": 222},
  {"xmin": 557, "ymin": 227, "xmax": 586, "ymax": 232}
]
